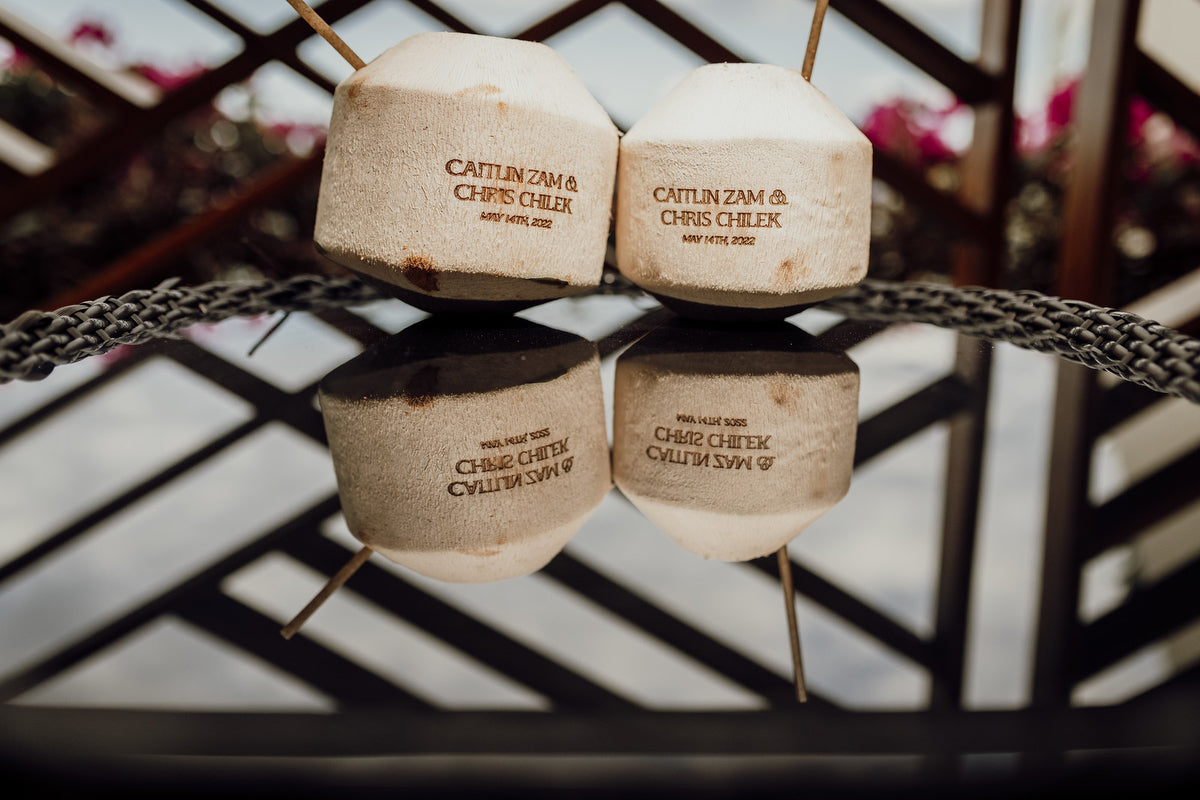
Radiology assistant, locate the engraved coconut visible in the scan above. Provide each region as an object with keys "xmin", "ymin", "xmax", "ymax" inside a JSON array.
[
  {"xmin": 613, "ymin": 321, "xmax": 858, "ymax": 560},
  {"xmin": 616, "ymin": 63, "xmax": 872, "ymax": 318},
  {"xmin": 315, "ymin": 32, "xmax": 620, "ymax": 313},
  {"xmin": 319, "ymin": 318, "xmax": 611, "ymax": 582}
]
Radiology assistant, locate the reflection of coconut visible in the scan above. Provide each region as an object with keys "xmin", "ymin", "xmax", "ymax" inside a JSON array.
[
  {"xmin": 315, "ymin": 32, "xmax": 619, "ymax": 313},
  {"xmin": 319, "ymin": 318, "xmax": 610, "ymax": 582},
  {"xmin": 613, "ymin": 322, "xmax": 859, "ymax": 560},
  {"xmin": 616, "ymin": 64, "xmax": 872, "ymax": 318}
]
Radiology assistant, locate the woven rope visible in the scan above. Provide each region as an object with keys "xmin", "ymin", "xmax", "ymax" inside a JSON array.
[
  {"xmin": 821, "ymin": 281, "xmax": 1200, "ymax": 402},
  {"xmin": 0, "ymin": 275, "xmax": 382, "ymax": 382},
  {"xmin": 3, "ymin": 276, "xmax": 1198, "ymax": 402}
]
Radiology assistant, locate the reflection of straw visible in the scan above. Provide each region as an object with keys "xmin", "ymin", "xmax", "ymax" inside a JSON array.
[
  {"xmin": 247, "ymin": 311, "xmax": 290, "ymax": 357},
  {"xmin": 281, "ymin": 545, "xmax": 373, "ymax": 639},
  {"xmin": 275, "ymin": 4, "xmax": 369, "ymax": 640},
  {"xmin": 777, "ymin": 548, "xmax": 808, "ymax": 702},
  {"xmin": 774, "ymin": 0, "xmax": 830, "ymax": 704},
  {"xmin": 286, "ymin": 0, "xmax": 366, "ymax": 70}
]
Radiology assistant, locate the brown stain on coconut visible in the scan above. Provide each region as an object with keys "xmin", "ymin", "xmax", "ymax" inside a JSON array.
[
  {"xmin": 402, "ymin": 393, "xmax": 435, "ymax": 407},
  {"xmin": 401, "ymin": 254, "xmax": 439, "ymax": 292},
  {"xmin": 402, "ymin": 364, "xmax": 438, "ymax": 407},
  {"xmin": 345, "ymin": 74, "xmax": 369, "ymax": 103},
  {"xmin": 769, "ymin": 380, "xmax": 798, "ymax": 409},
  {"xmin": 456, "ymin": 83, "xmax": 502, "ymax": 97},
  {"xmin": 458, "ymin": 547, "xmax": 501, "ymax": 557},
  {"xmin": 458, "ymin": 534, "xmax": 508, "ymax": 557},
  {"xmin": 829, "ymin": 150, "xmax": 849, "ymax": 183},
  {"xmin": 776, "ymin": 256, "xmax": 808, "ymax": 287}
]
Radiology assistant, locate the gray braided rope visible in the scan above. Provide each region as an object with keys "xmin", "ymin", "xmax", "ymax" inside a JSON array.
[
  {"xmin": 819, "ymin": 281, "xmax": 1200, "ymax": 402},
  {"xmin": 3, "ymin": 276, "xmax": 1198, "ymax": 403},
  {"xmin": 0, "ymin": 275, "xmax": 383, "ymax": 382}
]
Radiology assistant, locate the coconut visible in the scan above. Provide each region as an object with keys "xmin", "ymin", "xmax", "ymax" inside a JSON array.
[
  {"xmin": 319, "ymin": 317, "xmax": 610, "ymax": 581},
  {"xmin": 613, "ymin": 320, "xmax": 858, "ymax": 560},
  {"xmin": 616, "ymin": 63, "xmax": 872, "ymax": 318},
  {"xmin": 315, "ymin": 32, "xmax": 619, "ymax": 313}
]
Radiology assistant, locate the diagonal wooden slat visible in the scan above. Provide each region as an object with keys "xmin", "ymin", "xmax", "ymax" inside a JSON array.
[
  {"xmin": 1075, "ymin": 551, "xmax": 1200, "ymax": 682},
  {"xmin": 181, "ymin": 0, "xmax": 338, "ymax": 94},
  {"xmin": 854, "ymin": 373, "xmax": 971, "ymax": 467},
  {"xmin": 0, "ymin": 494, "xmax": 342, "ymax": 702},
  {"xmin": 0, "ymin": 363, "xmax": 327, "ymax": 587},
  {"xmin": 284, "ymin": 533, "xmax": 637, "ymax": 710},
  {"xmin": 0, "ymin": 5, "xmax": 160, "ymax": 111},
  {"xmin": 0, "ymin": 418, "xmax": 262, "ymax": 587},
  {"xmin": 1122, "ymin": 654, "xmax": 1200, "ymax": 706},
  {"xmin": 751, "ymin": 554, "xmax": 937, "ymax": 670},
  {"xmin": 0, "ymin": 0, "xmax": 373, "ymax": 226},
  {"xmin": 0, "ymin": 345, "xmax": 154, "ymax": 449},
  {"xmin": 47, "ymin": 153, "xmax": 324, "ymax": 309},
  {"xmin": 405, "ymin": 0, "xmax": 477, "ymax": 34},
  {"xmin": 540, "ymin": 551, "xmax": 834, "ymax": 707},
  {"xmin": 178, "ymin": 591, "xmax": 433, "ymax": 709},
  {"xmin": 515, "ymin": 0, "xmax": 610, "ymax": 42},
  {"xmin": 829, "ymin": 0, "xmax": 997, "ymax": 104},
  {"xmin": 1086, "ymin": 445, "xmax": 1200, "ymax": 560},
  {"xmin": 162, "ymin": 341, "xmax": 327, "ymax": 444},
  {"xmin": 1135, "ymin": 49, "xmax": 1200, "ymax": 143},
  {"xmin": 0, "ymin": 118, "xmax": 55, "ymax": 176},
  {"xmin": 1097, "ymin": 379, "xmax": 1165, "ymax": 434},
  {"xmin": 621, "ymin": 0, "xmax": 745, "ymax": 64}
]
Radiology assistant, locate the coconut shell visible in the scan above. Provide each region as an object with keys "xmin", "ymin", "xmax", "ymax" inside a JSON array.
[
  {"xmin": 315, "ymin": 32, "xmax": 619, "ymax": 312},
  {"xmin": 612, "ymin": 321, "xmax": 859, "ymax": 560},
  {"xmin": 320, "ymin": 318, "xmax": 611, "ymax": 581},
  {"xmin": 617, "ymin": 64, "xmax": 872, "ymax": 315}
]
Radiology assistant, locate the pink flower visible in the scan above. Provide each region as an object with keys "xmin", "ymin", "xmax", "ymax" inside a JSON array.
[
  {"xmin": 69, "ymin": 20, "xmax": 116, "ymax": 48},
  {"xmin": 131, "ymin": 62, "xmax": 207, "ymax": 92},
  {"xmin": 861, "ymin": 98, "xmax": 959, "ymax": 166},
  {"xmin": 1126, "ymin": 96, "xmax": 1154, "ymax": 145},
  {"xmin": 1046, "ymin": 80, "xmax": 1077, "ymax": 130},
  {"xmin": 915, "ymin": 129, "xmax": 955, "ymax": 163},
  {"xmin": 1, "ymin": 42, "xmax": 30, "ymax": 70}
]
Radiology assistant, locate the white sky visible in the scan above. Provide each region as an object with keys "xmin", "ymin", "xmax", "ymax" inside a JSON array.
[{"xmin": 0, "ymin": 0, "xmax": 1094, "ymax": 135}]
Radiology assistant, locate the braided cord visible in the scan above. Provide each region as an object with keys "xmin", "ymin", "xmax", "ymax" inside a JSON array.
[
  {"xmin": 0, "ymin": 275, "xmax": 383, "ymax": 381},
  {"xmin": 3, "ymin": 276, "xmax": 1199, "ymax": 403},
  {"xmin": 822, "ymin": 280, "xmax": 1200, "ymax": 402}
]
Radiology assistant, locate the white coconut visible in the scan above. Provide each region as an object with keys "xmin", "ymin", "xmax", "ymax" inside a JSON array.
[
  {"xmin": 315, "ymin": 32, "xmax": 619, "ymax": 310},
  {"xmin": 319, "ymin": 321, "xmax": 611, "ymax": 582},
  {"xmin": 617, "ymin": 63, "xmax": 872, "ymax": 313},
  {"xmin": 612, "ymin": 325, "xmax": 859, "ymax": 560}
]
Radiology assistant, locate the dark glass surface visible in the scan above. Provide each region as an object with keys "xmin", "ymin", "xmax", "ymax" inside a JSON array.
[{"xmin": 1, "ymin": 294, "xmax": 1197, "ymax": 796}]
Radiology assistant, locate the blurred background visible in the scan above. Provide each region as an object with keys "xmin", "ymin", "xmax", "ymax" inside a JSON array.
[{"xmin": 1, "ymin": 0, "xmax": 1199, "ymax": 792}]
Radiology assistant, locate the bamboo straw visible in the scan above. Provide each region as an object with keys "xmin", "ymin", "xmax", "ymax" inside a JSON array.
[
  {"xmin": 286, "ymin": 0, "xmax": 366, "ymax": 70},
  {"xmin": 280, "ymin": 545, "xmax": 373, "ymax": 639}
]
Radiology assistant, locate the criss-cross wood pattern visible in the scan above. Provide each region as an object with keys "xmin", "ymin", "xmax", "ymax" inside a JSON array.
[
  {"xmin": 1035, "ymin": 0, "xmax": 1200, "ymax": 713},
  {"xmin": 2, "ymin": 0, "xmax": 1198, "ymax": 778}
]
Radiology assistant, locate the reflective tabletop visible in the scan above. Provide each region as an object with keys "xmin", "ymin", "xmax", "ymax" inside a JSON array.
[{"xmin": 1, "ymin": 291, "xmax": 1197, "ymax": 793}]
